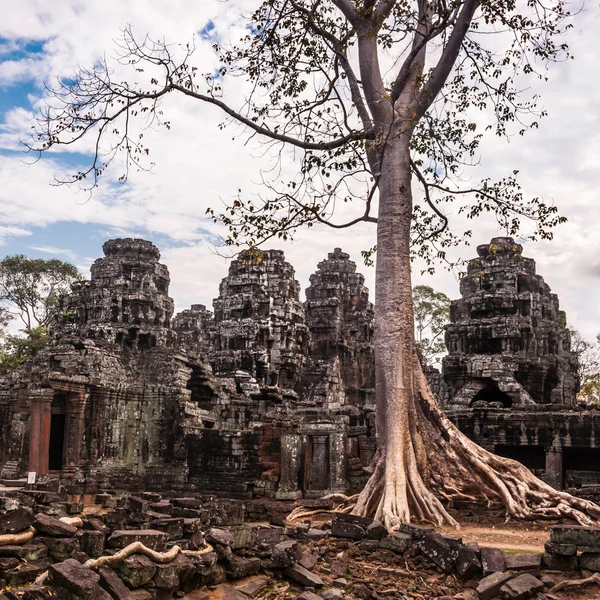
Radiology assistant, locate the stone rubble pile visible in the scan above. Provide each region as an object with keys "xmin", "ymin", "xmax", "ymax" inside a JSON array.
[{"xmin": 0, "ymin": 489, "xmax": 598, "ymax": 600}]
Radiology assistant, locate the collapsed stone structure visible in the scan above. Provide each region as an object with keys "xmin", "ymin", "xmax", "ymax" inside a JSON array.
[
  {"xmin": 0, "ymin": 235, "xmax": 598, "ymax": 499},
  {"xmin": 442, "ymin": 237, "xmax": 600, "ymax": 490}
]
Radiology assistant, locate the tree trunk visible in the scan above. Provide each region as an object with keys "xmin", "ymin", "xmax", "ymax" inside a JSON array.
[{"xmin": 351, "ymin": 131, "xmax": 600, "ymax": 531}]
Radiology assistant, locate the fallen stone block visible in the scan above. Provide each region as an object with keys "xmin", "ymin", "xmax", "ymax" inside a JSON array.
[
  {"xmin": 365, "ymin": 521, "xmax": 387, "ymax": 540},
  {"xmin": 541, "ymin": 552, "xmax": 578, "ymax": 571},
  {"xmin": 297, "ymin": 592, "xmax": 322, "ymax": 600},
  {"xmin": 550, "ymin": 525, "xmax": 600, "ymax": 548},
  {"xmin": 148, "ymin": 517, "xmax": 184, "ymax": 541},
  {"xmin": 398, "ymin": 523, "xmax": 431, "ymax": 540},
  {"xmin": 48, "ymin": 558, "xmax": 101, "ymax": 600},
  {"xmin": 543, "ymin": 541, "xmax": 576, "ymax": 556},
  {"xmin": 0, "ymin": 544, "xmax": 47, "ymax": 561},
  {"xmin": 480, "ymin": 547, "xmax": 506, "ymax": 576},
  {"xmin": 379, "ymin": 532, "xmax": 411, "ymax": 554},
  {"xmin": 0, "ymin": 507, "xmax": 34, "ymax": 535},
  {"xmin": 330, "ymin": 556, "xmax": 348, "ymax": 577},
  {"xmin": 226, "ymin": 555, "xmax": 261, "ymax": 579},
  {"xmin": 504, "ymin": 553, "xmax": 542, "ymax": 571},
  {"xmin": 116, "ymin": 554, "xmax": 157, "ymax": 587},
  {"xmin": 236, "ymin": 576, "xmax": 269, "ymax": 598},
  {"xmin": 5, "ymin": 557, "xmax": 53, "ymax": 586},
  {"xmin": 107, "ymin": 529, "xmax": 169, "ymax": 551},
  {"xmin": 499, "ymin": 573, "xmax": 544, "ymax": 600},
  {"xmin": 99, "ymin": 565, "xmax": 135, "ymax": 599},
  {"xmin": 39, "ymin": 536, "xmax": 80, "ymax": 560},
  {"xmin": 456, "ymin": 545, "xmax": 482, "ymax": 580},
  {"xmin": 300, "ymin": 551, "xmax": 319, "ymax": 571},
  {"xmin": 272, "ymin": 540, "xmax": 303, "ymax": 568},
  {"xmin": 416, "ymin": 531, "xmax": 458, "ymax": 573},
  {"xmin": 206, "ymin": 528, "xmax": 234, "ymax": 547},
  {"xmin": 475, "ymin": 571, "xmax": 515, "ymax": 600},
  {"xmin": 322, "ymin": 589, "xmax": 344, "ymax": 600},
  {"xmin": 579, "ymin": 552, "xmax": 600, "ymax": 572},
  {"xmin": 80, "ymin": 529, "xmax": 105, "ymax": 558},
  {"xmin": 284, "ymin": 564, "xmax": 324, "ymax": 587},
  {"xmin": 34, "ymin": 513, "xmax": 77, "ymax": 537}
]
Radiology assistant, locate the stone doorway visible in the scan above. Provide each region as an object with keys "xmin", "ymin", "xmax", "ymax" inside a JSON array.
[{"xmin": 48, "ymin": 413, "xmax": 66, "ymax": 471}]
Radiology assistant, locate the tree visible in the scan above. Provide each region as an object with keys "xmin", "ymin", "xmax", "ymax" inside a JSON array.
[
  {"xmin": 0, "ymin": 255, "xmax": 82, "ymax": 329},
  {"xmin": 413, "ymin": 285, "xmax": 450, "ymax": 367},
  {"xmin": 570, "ymin": 329, "xmax": 600, "ymax": 404},
  {"xmin": 0, "ymin": 326, "xmax": 51, "ymax": 375},
  {"xmin": 28, "ymin": 2, "xmax": 600, "ymax": 528}
]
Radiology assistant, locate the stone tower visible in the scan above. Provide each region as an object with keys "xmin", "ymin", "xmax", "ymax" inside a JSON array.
[
  {"xmin": 210, "ymin": 249, "xmax": 309, "ymax": 387},
  {"xmin": 172, "ymin": 304, "xmax": 213, "ymax": 358},
  {"xmin": 53, "ymin": 238, "xmax": 175, "ymax": 350},
  {"xmin": 303, "ymin": 248, "xmax": 375, "ymax": 406},
  {"xmin": 443, "ymin": 237, "xmax": 579, "ymax": 407}
]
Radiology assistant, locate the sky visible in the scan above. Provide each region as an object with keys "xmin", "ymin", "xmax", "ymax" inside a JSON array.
[{"xmin": 1, "ymin": 1, "xmax": 600, "ymax": 340}]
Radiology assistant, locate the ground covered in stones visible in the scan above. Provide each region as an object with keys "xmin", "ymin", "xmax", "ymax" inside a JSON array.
[{"xmin": 0, "ymin": 488, "xmax": 600, "ymax": 599}]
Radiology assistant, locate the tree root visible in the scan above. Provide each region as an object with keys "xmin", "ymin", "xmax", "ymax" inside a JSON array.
[
  {"xmin": 182, "ymin": 543, "xmax": 214, "ymax": 556},
  {"xmin": 550, "ymin": 572, "xmax": 600, "ymax": 593},
  {"xmin": 59, "ymin": 517, "xmax": 83, "ymax": 528},
  {"xmin": 349, "ymin": 359, "xmax": 600, "ymax": 530},
  {"xmin": 84, "ymin": 542, "xmax": 181, "ymax": 569},
  {"xmin": 34, "ymin": 540, "xmax": 212, "ymax": 586},
  {"xmin": 0, "ymin": 527, "xmax": 35, "ymax": 547},
  {"xmin": 286, "ymin": 494, "xmax": 357, "ymax": 524}
]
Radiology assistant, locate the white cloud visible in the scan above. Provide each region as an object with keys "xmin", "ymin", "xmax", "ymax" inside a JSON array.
[{"xmin": 0, "ymin": 1, "xmax": 600, "ymax": 343}]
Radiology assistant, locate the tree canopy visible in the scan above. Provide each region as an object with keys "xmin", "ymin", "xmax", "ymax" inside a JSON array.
[
  {"xmin": 0, "ymin": 255, "xmax": 82, "ymax": 329},
  {"xmin": 413, "ymin": 285, "xmax": 450, "ymax": 366}
]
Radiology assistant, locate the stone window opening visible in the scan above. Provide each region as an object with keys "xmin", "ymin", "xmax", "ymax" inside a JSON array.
[{"xmin": 470, "ymin": 379, "xmax": 512, "ymax": 408}]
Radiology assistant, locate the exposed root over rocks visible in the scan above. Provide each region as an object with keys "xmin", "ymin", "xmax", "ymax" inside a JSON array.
[
  {"xmin": 83, "ymin": 541, "xmax": 182, "ymax": 569},
  {"xmin": 550, "ymin": 572, "xmax": 600, "ymax": 593},
  {"xmin": 342, "ymin": 360, "xmax": 600, "ymax": 531},
  {"xmin": 0, "ymin": 526, "xmax": 35, "ymax": 547}
]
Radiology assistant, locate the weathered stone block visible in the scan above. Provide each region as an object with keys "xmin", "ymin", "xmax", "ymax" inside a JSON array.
[
  {"xmin": 416, "ymin": 531, "xmax": 458, "ymax": 573},
  {"xmin": 480, "ymin": 547, "xmax": 506, "ymax": 576},
  {"xmin": 503, "ymin": 553, "xmax": 542, "ymax": 571},
  {"xmin": 99, "ymin": 566, "xmax": 135, "ymax": 600},
  {"xmin": 579, "ymin": 552, "xmax": 600, "ymax": 572},
  {"xmin": 541, "ymin": 552, "xmax": 578, "ymax": 571},
  {"xmin": 544, "ymin": 541, "xmax": 576, "ymax": 556},
  {"xmin": 456, "ymin": 546, "xmax": 482, "ymax": 580},
  {"xmin": 284, "ymin": 564, "xmax": 323, "ymax": 587},
  {"xmin": 499, "ymin": 573, "xmax": 544, "ymax": 600},
  {"xmin": 0, "ymin": 507, "xmax": 33, "ymax": 535},
  {"xmin": 475, "ymin": 572, "xmax": 514, "ymax": 600},
  {"xmin": 378, "ymin": 533, "xmax": 411, "ymax": 554},
  {"xmin": 80, "ymin": 530, "xmax": 105, "ymax": 558},
  {"xmin": 117, "ymin": 554, "xmax": 157, "ymax": 588},
  {"xmin": 107, "ymin": 529, "xmax": 169, "ymax": 552},
  {"xmin": 33, "ymin": 513, "xmax": 77, "ymax": 537},
  {"xmin": 550, "ymin": 525, "xmax": 600, "ymax": 547},
  {"xmin": 48, "ymin": 558, "xmax": 101, "ymax": 599}
]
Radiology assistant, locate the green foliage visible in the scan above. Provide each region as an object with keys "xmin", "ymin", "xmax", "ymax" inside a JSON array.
[
  {"xmin": 571, "ymin": 329, "xmax": 600, "ymax": 404},
  {"xmin": 0, "ymin": 326, "xmax": 50, "ymax": 375},
  {"xmin": 0, "ymin": 255, "xmax": 82, "ymax": 329},
  {"xmin": 413, "ymin": 285, "xmax": 451, "ymax": 366}
]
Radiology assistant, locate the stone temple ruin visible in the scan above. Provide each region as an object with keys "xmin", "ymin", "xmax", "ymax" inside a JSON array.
[
  {"xmin": 0, "ymin": 242, "xmax": 376, "ymax": 499},
  {"xmin": 0, "ymin": 236, "xmax": 598, "ymax": 499}
]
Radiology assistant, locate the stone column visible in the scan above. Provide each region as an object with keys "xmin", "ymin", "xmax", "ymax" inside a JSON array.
[
  {"xmin": 544, "ymin": 445, "xmax": 563, "ymax": 490},
  {"xmin": 276, "ymin": 434, "xmax": 302, "ymax": 499},
  {"xmin": 309, "ymin": 436, "xmax": 329, "ymax": 491},
  {"xmin": 28, "ymin": 389, "xmax": 53, "ymax": 476},
  {"xmin": 63, "ymin": 392, "xmax": 87, "ymax": 476},
  {"xmin": 329, "ymin": 432, "xmax": 348, "ymax": 493}
]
